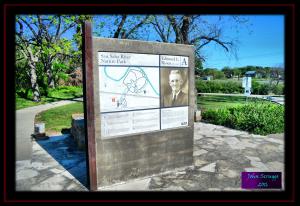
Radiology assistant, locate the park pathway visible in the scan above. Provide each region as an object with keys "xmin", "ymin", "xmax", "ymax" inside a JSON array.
[
  {"xmin": 16, "ymin": 121, "xmax": 284, "ymax": 191},
  {"xmin": 16, "ymin": 98, "xmax": 83, "ymax": 161},
  {"xmin": 100, "ymin": 123, "xmax": 284, "ymax": 191}
]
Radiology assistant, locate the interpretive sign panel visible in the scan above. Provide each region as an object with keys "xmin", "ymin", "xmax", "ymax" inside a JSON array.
[
  {"xmin": 161, "ymin": 106, "xmax": 189, "ymax": 129},
  {"xmin": 83, "ymin": 22, "xmax": 195, "ymax": 190},
  {"xmin": 101, "ymin": 109, "xmax": 160, "ymax": 137},
  {"xmin": 98, "ymin": 52, "xmax": 189, "ymax": 138},
  {"xmin": 242, "ymin": 77, "xmax": 252, "ymax": 88},
  {"xmin": 98, "ymin": 52, "xmax": 159, "ymax": 66},
  {"xmin": 242, "ymin": 77, "xmax": 252, "ymax": 96},
  {"xmin": 99, "ymin": 65, "xmax": 160, "ymax": 112},
  {"xmin": 160, "ymin": 55, "xmax": 189, "ymax": 67}
]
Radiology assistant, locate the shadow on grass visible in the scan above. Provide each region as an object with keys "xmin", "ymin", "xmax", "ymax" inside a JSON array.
[{"xmin": 36, "ymin": 132, "xmax": 88, "ymax": 188}]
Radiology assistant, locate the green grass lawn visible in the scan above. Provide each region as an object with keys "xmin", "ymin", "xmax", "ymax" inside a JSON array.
[
  {"xmin": 16, "ymin": 97, "xmax": 49, "ymax": 110},
  {"xmin": 16, "ymin": 86, "xmax": 83, "ymax": 110},
  {"xmin": 197, "ymin": 95, "xmax": 265, "ymax": 112},
  {"xmin": 35, "ymin": 102, "xmax": 84, "ymax": 134}
]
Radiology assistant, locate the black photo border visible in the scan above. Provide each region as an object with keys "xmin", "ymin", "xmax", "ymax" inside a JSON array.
[{"xmin": 2, "ymin": 0, "xmax": 297, "ymax": 204}]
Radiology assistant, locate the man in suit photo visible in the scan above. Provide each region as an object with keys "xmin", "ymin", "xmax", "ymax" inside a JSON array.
[{"xmin": 162, "ymin": 69, "xmax": 188, "ymax": 107}]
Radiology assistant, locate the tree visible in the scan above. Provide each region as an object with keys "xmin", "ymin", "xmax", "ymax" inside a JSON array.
[
  {"xmin": 269, "ymin": 67, "xmax": 283, "ymax": 86},
  {"xmin": 16, "ymin": 15, "xmax": 92, "ymax": 100},
  {"xmin": 195, "ymin": 57, "xmax": 204, "ymax": 76},
  {"xmin": 149, "ymin": 15, "xmax": 173, "ymax": 42},
  {"xmin": 232, "ymin": 68, "xmax": 242, "ymax": 80},
  {"xmin": 112, "ymin": 15, "xmax": 151, "ymax": 39},
  {"xmin": 16, "ymin": 14, "xmax": 251, "ymax": 101},
  {"xmin": 94, "ymin": 15, "xmax": 250, "ymax": 65},
  {"xmin": 16, "ymin": 21, "xmax": 41, "ymax": 101},
  {"xmin": 150, "ymin": 15, "xmax": 249, "ymax": 61},
  {"xmin": 222, "ymin": 66, "xmax": 234, "ymax": 78}
]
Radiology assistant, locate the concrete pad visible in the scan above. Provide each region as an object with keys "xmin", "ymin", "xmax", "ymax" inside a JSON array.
[
  {"xmin": 30, "ymin": 174, "xmax": 71, "ymax": 191},
  {"xmin": 199, "ymin": 162, "xmax": 216, "ymax": 173},
  {"xmin": 194, "ymin": 159, "xmax": 208, "ymax": 167},
  {"xmin": 50, "ymin": 168, "xmax": 65, "ymax": 174},
  {"xmin": 194, "ymin": 134, "xmax": 205, "ymax": 140},
  {"xmin": 249, "ymin": 160, "xmax": 269, "ymax": 170},
  {"xmin": 15, "ymin": 120, "xmax": 284, "ymax": 192},
  {"xmin": 244, "ymin": 167, "xmax": 267, "ymax": 172},
  {"xmin": 264, "ymin": 138, "xmax": 284, "ymax": 145},
  {"xmin": 224, "ymin": 170, "xmax": 240, "ymax": 178},
  {"xmin": 265, "ymin": 161, "xmax": 284, "ymax": 172},
  {"xmin": 65, "ymin": 180, "xmax": 89, "ymax": 191},
  {"xmin": 224, "ymin": 137, "xmax": 246, "ymax": 150},
  {"xmin": 31, "ymin": 161, "xmax": 53, "ymax": 170},
  {"xmin": 245, "ymin": 156, "xmax": 261, "ymax": 162},
  {"xmin": 240, "ymin": 139, "xmax": 258, "ymax": 148},
  {"xmin": 160, "ymin": 185, "xmax": 185, "ymax": 191},
  {"xmin": 194, "ymin": 149, "xmax": 208, "ymax": 156},
  {"xmin": 16, "ymin": 169, "xmax": 39, "ymax": 181},
  {"xmin": 201, "ymin": 144, "xmax": 215, "ymax": 150},
  {"xmin": 98, "ymin": 178, "xmax": 151, "ymax": 191},
  {"xmin": 208, "ymin": 188, "xmax": 222, "ymax": 191},
  {"xmin": 16, "ymin": 160, "xmax": 31, "ymax": 171}
]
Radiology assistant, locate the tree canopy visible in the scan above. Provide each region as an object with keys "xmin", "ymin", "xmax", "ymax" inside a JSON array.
[{"xmin": 16, "ymin": 14, "xmax": 253, "ymax": 101}]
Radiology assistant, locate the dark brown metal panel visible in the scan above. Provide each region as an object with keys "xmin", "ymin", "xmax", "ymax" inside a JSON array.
[{"xmin": 82, "ymin": 21, "xmax": 97, "ymax": 191}]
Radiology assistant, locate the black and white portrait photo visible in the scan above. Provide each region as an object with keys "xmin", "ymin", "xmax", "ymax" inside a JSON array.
[{"xmin": 161, "ymin": 68, "xmax": 188, "ymax": 107}]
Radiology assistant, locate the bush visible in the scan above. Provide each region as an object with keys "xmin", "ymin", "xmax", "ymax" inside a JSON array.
[
  {"xmin": 252, "ymin": 80, "xmax": 270, "ymax": 95},
  {"xmin": 271, "ymin": 84, "xmax": 284, "ymax": 95},
  {"xmin": 202, "ymin": 102, "xmax": 284, "ymax": 135},
  {"xmin": 196, "ymin": 79, "xmax": 284, "ymax": 95},
  {"xmin": 196, "ymin": 80, "xmax": 243, "ymax": 94},
  {"xmin": 48, "ymin": 86, "xmax": 83, "ymax": 99}
]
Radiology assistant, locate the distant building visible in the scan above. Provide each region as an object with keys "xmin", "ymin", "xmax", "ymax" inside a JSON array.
[{"xmin": 245, "ymin": 71, "xmax": 256, "ymax": 77}]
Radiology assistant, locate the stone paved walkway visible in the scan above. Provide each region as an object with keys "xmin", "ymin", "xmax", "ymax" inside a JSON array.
[
  {"xmin": 16, "ymin": 135, "xmax": 88, "ymax": 191},
  {"xmin": 16, "ymin": 122, "xmax": 284, "ymax": 191}
]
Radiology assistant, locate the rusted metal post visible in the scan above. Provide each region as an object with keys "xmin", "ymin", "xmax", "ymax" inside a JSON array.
[{"xmin": 82, "ymin": 21, "xmax": 97, "ymax": 191}]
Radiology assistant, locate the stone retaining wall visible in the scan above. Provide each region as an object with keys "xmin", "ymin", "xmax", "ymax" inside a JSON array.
[{"xmin": 70, "ymin": 113, "xmax": 85, "ymax": 150}]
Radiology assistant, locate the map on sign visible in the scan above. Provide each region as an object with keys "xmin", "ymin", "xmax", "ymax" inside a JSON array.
[
  {"xmin": 98, "ymin": 51, "xmax": 190, "ymax": 138},
  {"xmin": 99, "ymin": 66, "xmax": 160, "ymax": 112}
]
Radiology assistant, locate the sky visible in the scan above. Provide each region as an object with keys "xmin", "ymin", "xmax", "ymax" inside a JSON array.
[
  {"xmin": 17, "ymin": 15, "xmax": 284, "ymax": 70},
  {"xmin": 199, "ymin": 15, "xmax": 285, "ymax": 70},
  {"xmin": 91, "ymin": 15, "xmax": 285, "ymax": 70}
]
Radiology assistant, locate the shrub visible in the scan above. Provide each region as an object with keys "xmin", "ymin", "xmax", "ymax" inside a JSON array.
[
  {"xmin": 196, "ymin": 80, "xmax": 242, "ymax": 94},
  {"xmin": 202, "ymin": 102, "xmax": 284, "ymax": 135},
  {"xmin": 196, "ymin": 79, "xmax": 284, "ymax": 95},
  {"xmin": 252, "ymin": 80, "xmax": 270, "ymax": 95},
  {"xmin": 271, "ymin": 84, "xmax": 284, "ymax": 95},
  {"xmin": 257, "ymin": 83, "xmax": 270, "ymax": 95},
  {"xmin": 48, "ymin": 86, "xmax": 83, "ymax": 99}
]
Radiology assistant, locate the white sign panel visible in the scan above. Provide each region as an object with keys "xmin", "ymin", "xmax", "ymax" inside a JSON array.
[
  {"xmin": 242, "ymin": 77, "xmax": 252, "ymax": 88},
  {"xmin": 161, "ymin": 106, "xmax": 189, "ymax": 130},
  {"xmin": 98, "ymin": 52, "xmax": 159, "ymax": 66},
  {"xmin": 160, "ymin": 55, "xmax": 189, "ymax": 67},
  {"xmin": 99, "ymin": 66, "xmax": 160, "ymax": 112},
  {"xmin": 244, "ymin": 87, "xmax": 251, "ymax": 96},
  {"xmin": 98, "ymin": 52, "xmax": 190, "ymax": 138},
  {"xmin": 101, "ymin": 109, "xmax": 160, "ymax": 138}
]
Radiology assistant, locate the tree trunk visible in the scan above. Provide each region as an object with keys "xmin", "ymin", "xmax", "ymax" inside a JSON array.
[
  {"xmin": 45, "ymin": 62, "xmax": 55, "ymax": 89},
  {"xmin": 24, "ymin": 46, "xmax": 41, "ymax": 102},
  {"xmin": 114, "ymin": 15, "xmax": 127, "ymax": 38},
  {"xmin": 181, "ymin": 15, "xmax": 190, "ymax": 44},
  {"xmin": 47, "ymin": 68, "xmax": 55, "ymax": 89},
  {"xmin": 29, "ymin": 63, "xmax": 41, "ymax": 102}
]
